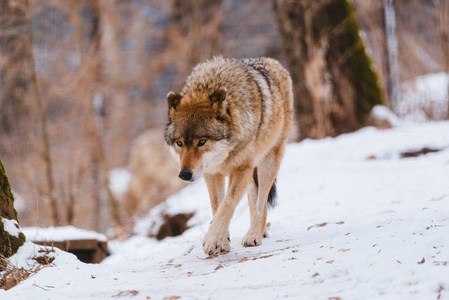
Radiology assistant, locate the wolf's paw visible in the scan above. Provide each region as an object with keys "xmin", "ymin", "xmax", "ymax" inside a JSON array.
[
  {"xmin": 203, "ymin": 229, "xmax": 231, "ymax": 255},
  {"xmin": 242, "ymin": 233, "xmax": 263, "ymax": 247}
]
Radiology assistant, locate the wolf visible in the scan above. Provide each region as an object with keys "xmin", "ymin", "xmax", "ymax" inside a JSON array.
[{"xmin": 164, "ymin": 56, "xmax": 293, "ymax": 255}]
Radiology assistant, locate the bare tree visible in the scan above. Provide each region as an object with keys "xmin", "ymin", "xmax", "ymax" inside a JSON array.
[
  {"xmin": 0, "ymin": 1, "xmax": 27, "ymax": 135},
  {"xmin": 383, "ymin": 0, "xmax": 400, "ymax": 113},
  {"xmin": 71, "ymin": 0, "xmax": 123, "ymax": 231},
  {"xmin": 169, "ymin": 0, "xmax": 223, "ymax": 65},
  {"xmin": 23, "ymin": 0, "xmax": 60, "ymax": 225},
  {"xmin": 271, "ymin": 0, "xmax": 384, "ymax": 140},
  {"xmin": 434, "ymin": 0, "xmax": 449, "ymax": 118}
]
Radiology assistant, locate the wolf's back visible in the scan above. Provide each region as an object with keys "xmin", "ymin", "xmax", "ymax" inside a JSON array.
[
  {"xmin": 241, "ymin": 58, "xmax": 293, "ymax": 209},
  {"xmin": 240, "ymin": 57, "xmax": 293, "ymax": 124}
]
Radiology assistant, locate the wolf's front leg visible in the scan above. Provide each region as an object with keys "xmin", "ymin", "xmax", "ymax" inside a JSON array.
[
  {"xmin": 203, "ymin": 173, "xmax": 225, "ymax": 215},
  {"xmin": 203, "ymin": 166, "xmax": 253, "ymax": 255},
  {"xmin": 203, "ymin": 173, "xmax": 230, "ymax": 251}
]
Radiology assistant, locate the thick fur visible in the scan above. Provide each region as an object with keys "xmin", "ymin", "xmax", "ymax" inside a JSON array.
[{"xmin": 164, "ymin": 56, "xmax": 293, "ymax": 255}]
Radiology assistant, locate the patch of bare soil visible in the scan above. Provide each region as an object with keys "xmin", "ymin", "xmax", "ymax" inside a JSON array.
[
  {"xmin": 155, "ymin": 213, "xmax": 195, "ymax": 240},
  {"xmin": 400, "ymin": 147, "xmax": 441, "ymax": 158}
]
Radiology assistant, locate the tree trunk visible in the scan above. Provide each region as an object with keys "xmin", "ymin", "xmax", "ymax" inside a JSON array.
[
  {"xmin": 71, "ymin": 0, "xmax": 123, "ymax": 231},
  {"xmin": 0, "ymin": 157, "xmax": 25, "ymax": 258},
  {"xmin": 0, "ymin": 1, "xmax": 28, "ymax": 135},
  {"xmin": 383, "ymin": 0, "xmax": 400, "ymax": 113},
  {"xmin": 434, "ymin": 0, "xmax": 449, "ymax": 119},
  {"xmin": 271, "ymin": 0, "xmax": 384, "ymax": 140},
  {"xmin": 23, "ymin": 0, "xmax": 60, "ymax": 226},
  {"xmin": 352, "ymin": 1, "xmax": 391, "ymax": 109},
  {"xmin": 165, "ymin": 0, "xmax": 224, "ymax": 90}
]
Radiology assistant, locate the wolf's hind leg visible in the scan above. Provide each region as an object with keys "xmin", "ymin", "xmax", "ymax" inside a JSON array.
[
  {"xmin": 247, "ymin": 169, "xmax": 269, "ymax": 239},
  {"xmin": 243, "ymin": 145, "xmax": 283, "ymax": 247}
]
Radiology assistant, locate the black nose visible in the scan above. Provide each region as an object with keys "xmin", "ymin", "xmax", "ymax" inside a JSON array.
[{"xmin": 179, "ymin": 170, "xmax": 193, "ymax": 181}]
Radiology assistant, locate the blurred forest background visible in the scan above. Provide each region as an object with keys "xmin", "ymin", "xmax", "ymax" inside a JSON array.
[{"xmin": 0, "ymin": 0, "xmax": 448, "ymax": 234}]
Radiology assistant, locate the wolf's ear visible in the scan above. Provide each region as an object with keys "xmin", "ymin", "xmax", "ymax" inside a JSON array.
[
  {"xmin": 167, "ymin": 92, "xmax": 182, "ymax": 110},
  {"xmin": 209, "ymin": 87, "xmax": 227, "ymax": 104}
]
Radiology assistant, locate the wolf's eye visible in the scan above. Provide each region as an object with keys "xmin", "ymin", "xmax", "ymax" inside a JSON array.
[
  {"xmin": 176, "ymin": 141, "xmax": 183, "ymax": 147},
  {"xmin": 198, "ymin": 139, "xmax": 207, "ymax": 147}
]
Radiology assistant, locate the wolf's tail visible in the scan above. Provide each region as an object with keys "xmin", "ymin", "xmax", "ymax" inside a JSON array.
[
  {"xmin": 267, "ymin": 179, "xmax": 277, "ymax": 208},
  {"xmin": 253, "ymin": 168, "xmax": 277, "ymax": 208}
]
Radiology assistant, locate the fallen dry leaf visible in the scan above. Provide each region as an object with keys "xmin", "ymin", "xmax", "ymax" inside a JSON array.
[
  {"xmin": 308, "ymin": 221, "xmax": 345, "ymax": 230},
  {"xmin": 256, "ymin": 255, "xmax": 274, "ymax": 260},
  {"xmin": 113, "ymin": 290, "xmax": 139, "ymax": 297},
  {"xmin": 215, "ymin": 264, "xmax": 224, "ymax": 271},
  {"xmin": 312, "ymin": 272, "xmax": 319, "ymax": 277},
  {"xmin": 239, "ymin": 255, "xmax": 274, "ymax": 263},
  {"xmin": 340, "ymin": 249, "xmax": 350, "ymax": 252},
  {"xmin": 418, "ymin": 257, "xmax": 425, "ymax": 264},
  {"xmin": 307, "ymin": 222, "xmax": 327, "ymax": 230},
  {"xmin": 239, "ymin": 257, "xmax": 250, "ymax": 263}
]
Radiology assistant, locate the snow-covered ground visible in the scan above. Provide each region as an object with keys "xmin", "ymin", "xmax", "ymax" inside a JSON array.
[
  {"xmin": 22, "ymin": 226, "xmax": 107, "ymax": 242},
  {"xmin": 3, "ymin": 121, "xmax": 449, "ymax": 299},
  {"xmin": 400, "ymin": 72, "xmax": 448, "ymax": 121}
]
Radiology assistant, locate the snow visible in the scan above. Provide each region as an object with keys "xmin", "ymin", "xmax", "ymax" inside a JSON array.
[
  {"xmin": 22, "ymin": 226, "xmax": 107, "ymax": 243},
  {"xmin": 2, "ymin": 217, "xmax": 21, "ymax": 238},
  {"xmin": 6, "ymin": 241, "xmax": 80, "ymax": 272},
  {"xmin": 3, "ymin": 121, "xmax": 449, "ymax": 299},
  {"xmin": 108, "ymin": 168, "xmax": 131, "ymax": 197},
  {"xmin": 370, "ymin": 104, "xmax": 402, "ymax": 127},
  {"xmin": 399, "ymin": 72, "xmax": 449, "ymax": 121},
  {"xmin": 12, "ymin": 192, "xmax": 26, "ymax": 214}
]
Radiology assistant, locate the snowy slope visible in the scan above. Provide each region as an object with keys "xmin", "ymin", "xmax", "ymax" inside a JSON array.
[{"xmin": 3, "ymin": 122, "xmax": 449, "ymax": 300}]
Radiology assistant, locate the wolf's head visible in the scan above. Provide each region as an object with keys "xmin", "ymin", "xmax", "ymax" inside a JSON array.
[{"xmin": 164, "ymin": 87, "xmax": 231, "ymax": 182}]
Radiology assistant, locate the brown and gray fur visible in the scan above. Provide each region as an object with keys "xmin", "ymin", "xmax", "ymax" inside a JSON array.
[{"xmin": 164, "ymin": 56, "xmax": 293, "ymax": 255}]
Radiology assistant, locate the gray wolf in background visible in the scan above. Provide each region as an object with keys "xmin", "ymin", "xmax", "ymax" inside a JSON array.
[{"xmin": 164, "ymin": 56, "xmax": 293, "ymax": 255}]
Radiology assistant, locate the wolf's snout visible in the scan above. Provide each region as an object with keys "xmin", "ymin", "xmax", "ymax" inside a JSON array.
[{"xmin": 179, "ymin": 170, "xmax": 193, "ymax": 181}]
